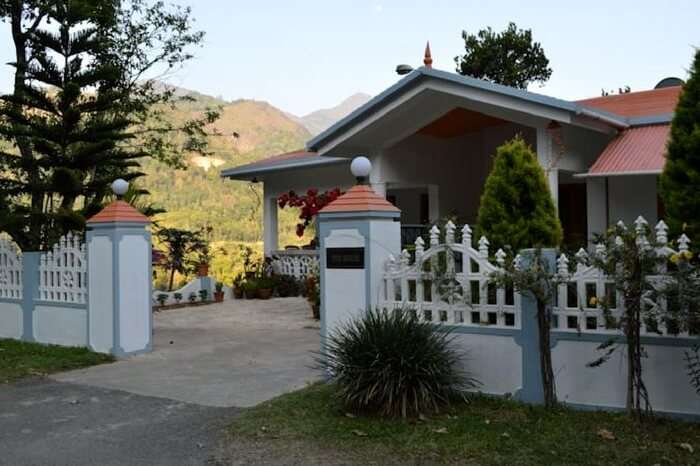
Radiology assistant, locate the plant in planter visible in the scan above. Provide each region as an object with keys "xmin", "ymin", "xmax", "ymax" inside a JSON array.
[
  {"xmin": 188, "ymin": 292, "xmax": 197, "ymax": 303},
  {"xmin": 214, "ymin": 282, "xmax": 225, "ymax": 302},
  {"xmin": 195, "ymin": 226, "xmax": 213, "ymax": 277},
  {"xmin": 156, "ymin": 293, "xmax": 168, "ymax": 307},
  {"xmin": 305, "ymin": 263, "xmax": 321, "ymax": 319},
  {"xmin": 198, "ymin": 289, "xmax": 209, "ymax": 302},
  {"xmin": 255, "ymin": 277, "xmax": 275, "ymax": 300},
  {"xmin": 173, "ymin": 292, "xmax": 183, "ymax": 304},
  {"xmin": 242, "ymin": 280, "xmax": 258, "ymax": 299},
  {"xmin": 275, "ymin": 275, "xmax": 300, "ymax": 297},
  {"xmin": 232, "ymin": 273, "xmax": 245, "ymax": 299}
]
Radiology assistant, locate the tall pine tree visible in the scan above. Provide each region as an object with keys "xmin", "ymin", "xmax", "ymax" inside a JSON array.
[
  {"xmin": 476, "ymin": 137, "xmax": 562, "ymax": 252},
  {"xmin": 0, "ymin": 0, "xmax": 217, "ymax": 251},
  {"xmin": 659, "ymin": 49, "xmax": 700, "ymax": 244},
  {"xmin": 0, "ymin": 1, "xmax": 138, "ymax": 250}
]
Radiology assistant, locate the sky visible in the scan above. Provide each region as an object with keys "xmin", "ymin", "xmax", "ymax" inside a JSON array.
[{"xmin": 0, "ymin": 0, "xmax": 698, "ymax": 116}]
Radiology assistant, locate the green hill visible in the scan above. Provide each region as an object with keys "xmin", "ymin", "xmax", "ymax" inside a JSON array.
[{"xmin": 141, "ymin": 91, "xmax": 312, "ymax": 247}]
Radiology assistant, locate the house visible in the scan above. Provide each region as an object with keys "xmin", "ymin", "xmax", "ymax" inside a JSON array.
[{"xmin": 221, "ymin": 49, "xmax": 682, "ymax": 258}]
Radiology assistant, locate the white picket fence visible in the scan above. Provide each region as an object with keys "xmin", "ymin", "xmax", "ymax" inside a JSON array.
[
  {"xmin": 380, "ymin": 218, "xmax": 692, "ymax": 338},
  {"xmin": 271, "ymin": 250, "xmax": 319, "ymax": 280},
  {"xmin": 0, "ymin": 238, "xmax": 23, "ymax": 299},
  {"xmin": 381, "ymin": 222, "xmax": 520, "ymax": 329},
  {"xmin": 39, "ymin": 233, "xmax": 87, "ymax": 304}
]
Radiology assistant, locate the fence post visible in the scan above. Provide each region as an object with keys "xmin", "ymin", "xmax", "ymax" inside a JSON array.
[
  {"xmin": 86, "ymin": 182, "xmax": 152, "ymax": 357},
  {"xmin": 20, "ymin": 252, "xmax": 40, "ymax": 342},
  {"xmin": 515, "ymin": 248, "xmax": 557, "ymax": 405},
  {"xmin": 317, "ymin": 181, "xmax": 401, "ymax": 342}
]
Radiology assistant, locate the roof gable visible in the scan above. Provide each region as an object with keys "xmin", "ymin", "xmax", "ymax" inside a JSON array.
[{"xmin": 577, "ymin": 86, "xmax": 681, "ymax": 118}]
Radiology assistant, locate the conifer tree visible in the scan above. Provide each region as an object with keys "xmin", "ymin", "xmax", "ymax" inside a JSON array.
[
  {"xmin": 0, "ymin": 0, "xmax": 217, "ymax": 251},
  {"xmin": 659, "ymin": 49, "xmax": 700, "ymax": 244},
  {"xmin": 476, "ymin": 137, "xmax": 562, "ymax": 252}
]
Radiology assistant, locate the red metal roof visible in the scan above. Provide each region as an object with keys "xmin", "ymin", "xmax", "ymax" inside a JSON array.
[
  {"xmin": 320, "ymin": 185, "xmax": 399, "ymax": 213},
  {"xmin": 587, "ymin": 124, "xmax": 670, "ymax": 176},
  {"xmin": 577, "ymin": 86, "xmax": 681, "ymax": 118}
]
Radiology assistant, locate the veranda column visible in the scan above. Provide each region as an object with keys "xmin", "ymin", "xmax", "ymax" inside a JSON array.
[
  {"xmin": 263, "ymin": 191, "xmax": 279, "ymax": 257},
  {"xmin": 86, "ymin": 180, "xmax": 152, "ymax": 357},
  {"xmin": 317, "ymin": 157, "xmax": 401, "ymax": 340}
]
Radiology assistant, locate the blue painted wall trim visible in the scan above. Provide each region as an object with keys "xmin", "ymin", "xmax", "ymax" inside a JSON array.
[{"xmin": 20, "ymin": 252, "xmax": 40, "ymax": 342}]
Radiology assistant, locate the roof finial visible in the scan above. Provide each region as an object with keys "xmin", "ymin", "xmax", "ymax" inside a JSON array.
[{"xmin": 423, "ymin": 41, "xmax": 433, "ymax": 68}]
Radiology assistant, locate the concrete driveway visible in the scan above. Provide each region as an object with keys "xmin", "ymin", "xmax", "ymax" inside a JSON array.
[{"xmin": 53, "ymin": 297, "xmax": 322, "ymax": 407}]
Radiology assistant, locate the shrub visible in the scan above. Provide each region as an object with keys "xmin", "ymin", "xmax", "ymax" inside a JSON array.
[
  {"xmin": 188, "ymin": 292, "xmax": 197, "ymax": 303},
  {"xmin": 274, "ymin": 275, "xmax": 300, "ymax": 297},
  {"xmin": 156, "ymin": 293, "xmax": 168, "ymax": 306},
  {"xmin": 173, "ymin": 292, "xmax": 182, "ymax": 303},
  {"xmin": 318, "ymin": 309, "xmax": 478, "ymax": 418},
  {"xmin": 198, "ymin": 289, "xmax": 209, "ymax": 302},
  {"xmin": 476, "ymin": 137, "xmax": 562, "ymax": 252}
]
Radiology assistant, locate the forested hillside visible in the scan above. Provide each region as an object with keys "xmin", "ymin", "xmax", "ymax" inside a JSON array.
[{"xmin": 140, "ymin": 91, "xmax": 311, "ymax": 246}]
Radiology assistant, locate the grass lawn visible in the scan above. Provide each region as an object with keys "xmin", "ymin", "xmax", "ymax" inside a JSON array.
[
  {"xmin": 0, "ymin": 338, "xmax": 113, "ymax": 383},
  {"xmin": 229, "ymin": 382, "xmax": 700, "ymax": 466}
]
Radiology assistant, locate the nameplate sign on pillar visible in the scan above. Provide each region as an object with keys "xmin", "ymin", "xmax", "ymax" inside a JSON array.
[{"xmin": 326, "ymin": 247, "xmax": 365, "ymax": 269}]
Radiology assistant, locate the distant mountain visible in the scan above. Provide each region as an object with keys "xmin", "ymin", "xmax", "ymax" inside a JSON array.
[{"xmin": 292, "ymin": 93, "xmax": 372, "ymax": 135}]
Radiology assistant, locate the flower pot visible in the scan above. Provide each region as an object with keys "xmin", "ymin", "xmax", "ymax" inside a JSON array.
[
  {"xmin": 244, "ymin": 289, "xmax": 256, "ymax": 300},
  {"xmin": 256, "ymin": 288, "xmax": 273, "ymax": 300},
  {"xmin": 214, "ymin": 291, "xmax": 224, "ymax": 302},
  {"xmin": 311, "ymin": 303, "xmax": 320, "ymax": 320},
  {"xmin": 197, "ymin": 263, "xmax": 209, "ymax": 277},
  {"xmin": 233, "ymin": 287, "xmax": 243, "ymax": 299}
]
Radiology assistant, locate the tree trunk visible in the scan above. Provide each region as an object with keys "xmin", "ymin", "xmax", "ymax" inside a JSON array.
[
  {"xmin": 537, "ymin": 299, "xmax": 557, "ymax": 408},
  {"xmin": 168, "ymin": 267, "xmax": 176, "ymax": 292}
]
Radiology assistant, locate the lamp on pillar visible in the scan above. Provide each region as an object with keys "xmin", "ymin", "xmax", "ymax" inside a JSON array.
[
  {"xmin": 111, "ymin": 178, "xmax": 129, "ymax": 199},
  {"xmin": 350, "ymin": 156, "xmax": 372, "ymax": 185}
]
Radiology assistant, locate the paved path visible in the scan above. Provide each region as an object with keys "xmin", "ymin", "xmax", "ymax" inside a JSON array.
[
  {"xmin": 54, "ymin": 297, "xmax": 321, "ymax": 407},
  {"xmin": 1, "ymin": 298, "xmax": 322, "ymax": 465},
  {"xmin": 0, "ymin": 379, "xmax": 236, "ymax": 466}
]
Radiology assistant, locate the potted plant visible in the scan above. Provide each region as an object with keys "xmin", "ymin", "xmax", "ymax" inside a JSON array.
[
  {"xmin": 156, "ymin": 293, "xmax": 168, "ymax": 307},
  {"xmin": 256, "ymin": 276, "xmax": 274, "ymax": 300},
  {"xmin": 232, "ymin": 273, "xmax": 244, "ymax": 299},
  {"xmin": 173, "ymin": 292, "xmax": 183, "ymax": 304},
  {"xmin": 214, "ymin": 282, "xmax": 225, "ymax": 302},
  {"xmin": 242, "ymin": 279, "xmax": 257, "ymax": 299},
  {"xmin": 188, "ymin": 292, "xmax": 197, "ymax": 303},
  {"xmin": 195, "ymin": 226, "xmax": 213, "ymax": 277},
  {"xmin": 199, "ymin": 289, "xmax": 209, "ymax": 302}
]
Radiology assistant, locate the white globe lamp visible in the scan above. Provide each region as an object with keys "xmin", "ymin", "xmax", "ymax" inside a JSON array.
[
  {"xmin": 111, "ymin": 178, "xmax": 129, "ymax": 199},
  {"xmin": 350, "ymin": 156, "xmax": 372, "ymax": 184}
]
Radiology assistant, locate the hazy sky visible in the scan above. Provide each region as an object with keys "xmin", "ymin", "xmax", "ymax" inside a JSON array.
[{"xmin": 0, "ymin": 0, "xmax": 698, "ymax": 116}]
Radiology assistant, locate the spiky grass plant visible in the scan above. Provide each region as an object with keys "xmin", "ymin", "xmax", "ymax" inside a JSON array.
[{"xmin": 318, "ymin": 309, "xmax": 479, "ymax": 418}]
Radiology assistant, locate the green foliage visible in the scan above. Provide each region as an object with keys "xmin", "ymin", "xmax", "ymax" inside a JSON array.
[
  {"xmin": 173, "ymin": 292, "xmax": 183, "ymax": 303},
  {"xmin": 274, "ymin": 275, "xmax": 301, "ymax": 297},
  {"xmin": 0, "ymin": 0, "xmax": 218, "ymax": 251},
  {"xmin": 156, "ymin": 293, "xmax": 168, "ymax": 306},
  {"xmin": 198, "ymin": 289, "xmax": 208, "ymax": 302},
  {"xmin": 188, "ymin": 291, "xmax": 197, "ymax": 303},
  {"xmin": 585, "ymin": 222, "xmax": 700, "ymax": 419},
  {"xmin": 660, "ymin": 49, "xmax": 700, "ymax": 245},
  {"xmin": 230, "ymin": 382, "xmax": 700, "ymax": 466},
  {"xmin": 476, "ymin": 137, "xmax": 562, "ymax": 252},
  {"xmin": 0, "ymin": 338, "xmax": 113, "ymax": 383},
  {"xmin": 317, "ymin": 309, "xmax": 478, "ymax": 418},
  {"xmin": 155, "ymin": 227, "xmax": 207, "ymax": 291},
  {"xmin": 455, "ymin": 22, "xmax": 552, "ymax": 89},
  {"xmin": 489, "ymin": 249, "xmax": 561, "ymax": 408}
]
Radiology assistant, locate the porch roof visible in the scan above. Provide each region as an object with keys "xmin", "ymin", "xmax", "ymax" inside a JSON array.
[
  {"xmin": 219, "ymin": 150, "xmax": 349, "ymax": 181},
  {"xmin": 305, "ymin": 67, "xmax": 635, "ymax": 154},
  {"xmin": 578, "ymin": 124, "xmax": 670, "ymax": 178}
]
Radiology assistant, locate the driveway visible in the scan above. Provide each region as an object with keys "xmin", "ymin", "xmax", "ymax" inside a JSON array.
[{"xmin": 54, "ymin": 297, "xmax": 322, "ymax": 407}]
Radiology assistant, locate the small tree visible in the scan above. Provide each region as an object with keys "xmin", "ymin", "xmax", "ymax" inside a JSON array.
[
  {"xmin": 476, "ymin": 137, "xmax": 562, "ymax": 252},
  {"xmin": 660, "ymin": 49, "xmax": 700, "ymax": 245},
  {"xmin": 156, "ymin": 227, "xmax": 204, "ymax": 291},
  {"xmin": 489, "ymin": 249, "xmax": 561, "ymax": 408},
  {"xmin": 277, "ymin": 188, "xmax": 342, "ymax": 237},
  {"xmin": 455, "ymin": 22, "xmax": 552, "ymax": 89},
  {"xmin": 585, "ymin": 219, "xmax": 700, "ymax": 420}
]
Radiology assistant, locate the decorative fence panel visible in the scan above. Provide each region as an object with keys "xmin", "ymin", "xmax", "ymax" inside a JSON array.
[
  {"xmin": 380, "ymin": 221, "xmax": 520, "ymax": 329},
  {"xmin": 271, "ymin": 250, "xmax": 319, "ymax": 281},
  {"xmin": 39, "ymin": 233, "xmax": 87, "ymax": 304},
  {"xmin": 0, "ymin": 238, "xmax": 23, "ymax": 299}
]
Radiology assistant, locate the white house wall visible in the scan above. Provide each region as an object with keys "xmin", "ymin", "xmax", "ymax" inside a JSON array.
[
  {"xmin": 382, "ymin": 123, "xmax": 535, "ymax": 223},
  {"xmin": 608, "ymin": 175, "xmax": 658, "ymax": 226}
]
